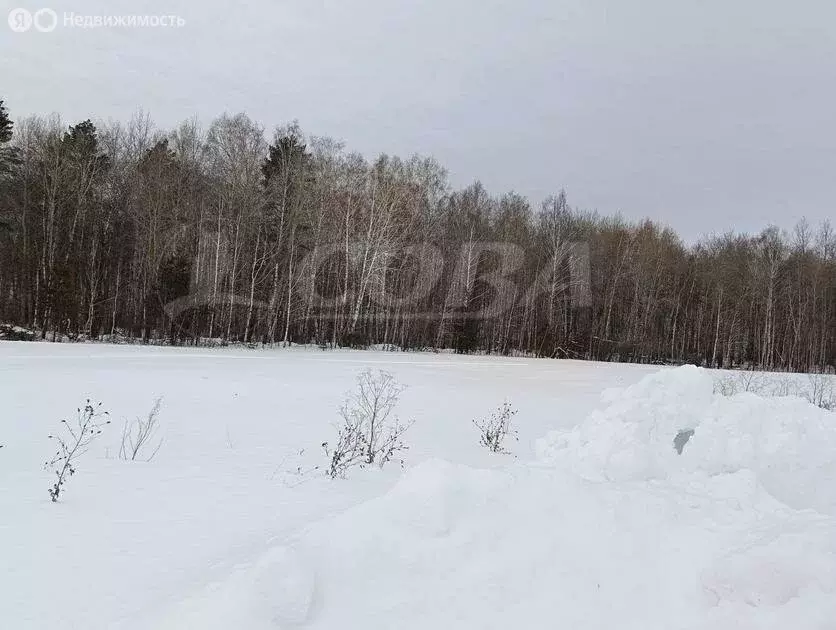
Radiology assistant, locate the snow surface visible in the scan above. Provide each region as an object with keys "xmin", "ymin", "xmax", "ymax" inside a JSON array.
[{"xmin": 1, "ymin": 343, "xmax": 835, "ymax": 629}]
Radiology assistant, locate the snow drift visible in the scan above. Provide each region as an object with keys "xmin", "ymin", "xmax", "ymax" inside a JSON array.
[
  {"xmin": 158, "ymin": 366, "xmax": 836, "ymax": 630},
  {"xmin": 537, "ymin": 365, "xmax": 836, "ymax": 513}
]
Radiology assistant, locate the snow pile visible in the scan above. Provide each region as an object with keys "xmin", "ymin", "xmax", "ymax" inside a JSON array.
[
  {"xmin": 158, "ymin": 366, "xmax": 836, "ymax": 630},
  {"xmin": 161, "ymin": 461, "xmax": 836, "ymax": 630},
  {"xmin": 537, "ymin": 365, "xmax": 836, "ymax": 513}
]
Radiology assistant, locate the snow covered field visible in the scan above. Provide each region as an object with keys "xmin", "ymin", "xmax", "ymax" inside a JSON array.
[{"xmin": 2, "ymin": 343, "xmax": 835, "ymax": 629}]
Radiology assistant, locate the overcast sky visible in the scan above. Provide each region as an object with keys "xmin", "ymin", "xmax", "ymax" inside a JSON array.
[{"xmin": 2, "ymin": 0, "xmax": 834, "ymax": 241}]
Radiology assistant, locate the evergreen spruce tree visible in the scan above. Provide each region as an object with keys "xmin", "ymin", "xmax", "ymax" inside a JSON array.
[
  {"xmin": 0, "ymin": 100, "xmax": 12, "ymax": 144},
  {"xmin": 0, "ymin": 100, "xmax": 17, "ymax": 233}
]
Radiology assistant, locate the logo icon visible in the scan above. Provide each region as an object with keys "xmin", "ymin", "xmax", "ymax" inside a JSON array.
[
  {"xmin": 33, "ymin": 8, "xmax": 57, "ymax": 32},
  {"xmin": 8, "ymin": 8, "xmax": 32, "ymax": 32},
  {"xmin": 8, "ymin": 7, "xmax": 57, "ymax": 32}
]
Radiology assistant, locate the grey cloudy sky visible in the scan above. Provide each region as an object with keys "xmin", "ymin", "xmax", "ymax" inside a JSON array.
[{"xmin": 2, "ymin": 0, "xmax": 834, "ymax": 240}]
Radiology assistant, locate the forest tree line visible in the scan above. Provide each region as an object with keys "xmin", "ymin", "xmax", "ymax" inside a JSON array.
[{"xmin": 0, "ymin": 100, "xmax": 833, "ymax": 372}]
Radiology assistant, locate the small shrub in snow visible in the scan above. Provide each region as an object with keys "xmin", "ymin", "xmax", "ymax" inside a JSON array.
[
  {"xmin": 712, "ymin": 375, "xmax": 736, "ymax": 396},
  {"xmin": 713, "ymin": 371, "xmax": 766, "ymax": 396},
  {"xmin": 323, "ymin": 369, "xmax": 413, "ymax": 478},
  {"xmin": 770, "ymin": 376, "xmax": 798, "ymax": 398},
  {"xmin": 738, "ymin": 371, "xmax": 767, "ymax": 393},
  {"xmin": 45, "ymin": 400, "xmax": 110, "ymax": 502},
  {"xmin": 119, "ymin": 397, "xmax": 164, "ymax": 461},
  {"xmin": 806, "ymin": 374, "xmax": 835, "ymax": 411},
  {"xmin": 714, "ymin": 371, "xmax": 835, "ymax": 411},
  {"xmin": 474, "ymin": 401, "xmax": 518, "ymax": 454}
]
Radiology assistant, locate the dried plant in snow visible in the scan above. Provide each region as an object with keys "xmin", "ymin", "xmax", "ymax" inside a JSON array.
[
  {"xmin": 119, "ymin": 397, "xmax": 164, "ymax": 461},
  {"xmin": 806, "ymin": 373, "xmax": 835, "ymax": 411},
  {"xmin": 474, "ymin": 401, "xmax": 518, "ymax": 454},
  {"xmin": 323, "ymin": 369, "xmax": 413, "ymax": 478},
  {"xmin": 714, "ymin": 371, "xmax": 835, "ymax": 411},
  {"xmin": 45, "ymin": 400, "xmax": 110, "ymax": 502}
]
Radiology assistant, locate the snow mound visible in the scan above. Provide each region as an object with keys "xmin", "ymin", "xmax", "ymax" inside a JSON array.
[
  {"xmin": 153, "ymin": 545, "xmax": 316, "ymax": 630},
  {"xmin": 266, "ymin": 464, "xmax": 836, "ymax": 628},
  {"xmin": 249, "ymin": 546, "xmax": 316, "ymax": 626},
  {"xmin": 173, "ymin": 462, "xmax": 836, "ymax": 629},
  {"xmin": 537, "ymin": 365, "xmax": 836, "ymax": 513},
  {"xmin": 156, "ymin": 366, "xmax": 836, "ymax": 629}
]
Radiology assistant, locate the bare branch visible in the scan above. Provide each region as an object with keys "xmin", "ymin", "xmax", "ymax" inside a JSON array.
[{"xmin": 119, "ymin": 397, "xmax": 164, "ymax": 462}]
